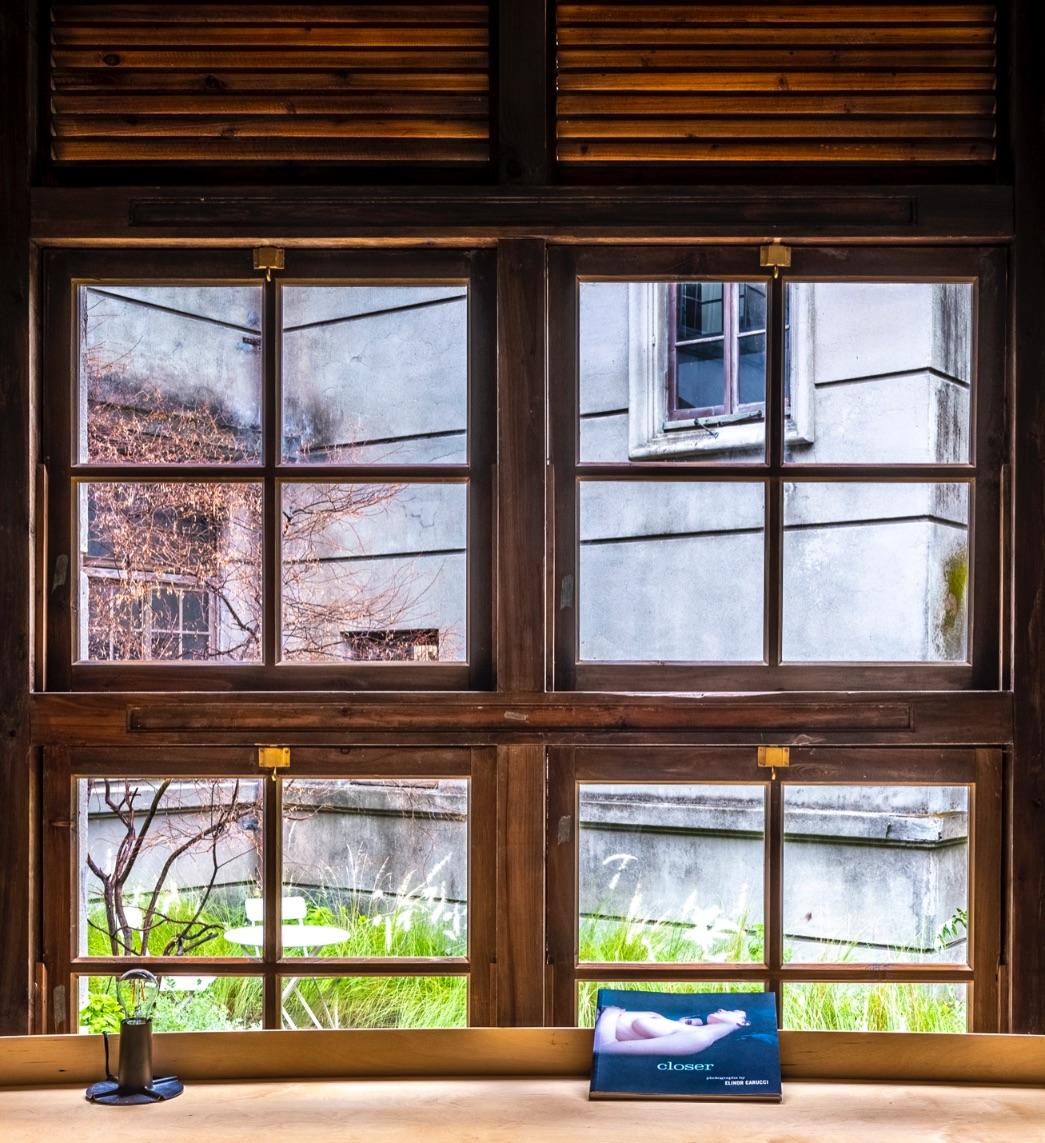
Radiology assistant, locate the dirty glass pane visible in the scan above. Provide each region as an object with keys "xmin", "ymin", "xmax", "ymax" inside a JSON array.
[
  {"xmin": 578, "ymin": 481, "xmax": 764, "ymax": 662},
  {"xmin": 781, "ymin": 482, "xmax": 970, "ymax": 662},
  {"xmin": 281, "ymin": 976, "xmax": 467, "ymax": 1029},
  {"xmin": 783, "ymin": 785, "xmax": 970, "ymax": 965},
  {"xmin": 77, "ymin": 778, "xmax": 264, "ymax": 958},
  {"xmin": 279, "ymin": 482, "xmax": 467, "ymax": 663},
  {"xmin": 279, "ymin": 778, "xmax": 468, "ymax": 959},
  {"xmin": 281, "ymin": 285, "xmax": 468, "ymax": 465},
  {"xmin": 78, "ymin": 482, "xmax": 263, "ymax": 663},
  {"xmin": 578, "ymin": 784, "xmax": 765, "ymax": 964},
  {"xmin": 78, "ymin": 975, "xmax": 263, "ymax": 1033},
  {"xmin": 783, "ymin": 982, "xmax": 967, "ymax": 1033},
  {"xmin": 784, "ymin": 282, "xmax": 973, "ymax": 464},
  {"xmin": 578, "ymin": 282, "xmax": 766, "ymax": 464},
  {"xmin": 577, "ymin": 981, "xmax": 765, "ymax": 1028},
  {"xmin": 78, "ymin": 285, "xmax": 263, "ymax": 465}
]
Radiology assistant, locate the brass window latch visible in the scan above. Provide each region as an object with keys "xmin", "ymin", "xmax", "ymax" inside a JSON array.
[
  {"xmin": 257, "ymin": 745, "xmax": 290, "ymax": 781},
  {"xmin": 759, "ymin": 242, "xmax": 792, "ymax": 279},
  {"xmin": 253, "ymin": 247, "xmax": 285, "ymax": 282},
  {"xmin": 757, "ymin": 745, "xmax": 790, "ymax": 780}
]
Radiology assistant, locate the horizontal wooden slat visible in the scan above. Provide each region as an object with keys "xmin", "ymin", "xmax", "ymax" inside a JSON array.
[
  {"xmin": 558, "ymin": 139, "xmax": 996, "ymax": 161},
  {"xmin": 52, "ymin": 93, "xmax": 489, "ymax": 116},
  {"xmin": 53, "ymin": 25, "xmax": 488, "ymax": 47},
  {"xmin": 52, "ymin": 49, "xmax": 489, "ymax": 70},
  {"xmin": 558, "ymin": 71, "xmax": 995, "ymax": 92},
  {"xmin": 52, "ymin": 69, "xmax": 489, "ymax": 93},
  {"xmin": 558, "ymin": 116, "xmax": 995, "ymax": 139},
  {"xmin": 557, "ymin": 25, "xmax": 997, "ymax": 45},
  {"xmin": 558, "ymin": 48, "xmax": 996, "ymax": 69},
  {"xmin": 558, "ymin": 5, "xmax": 995, "ymax": 24},
  {"xmin": 52, "ymin": 138, "xmax": 490, "ymax": 162},
  {"xmin": 54, "ymin": 115, "xmax": 488, "ymax": 139},
  {"xmin": 558, "ymin": 92, "xmax": 997, "ymax": 116},
  {"xmin": 54, "ymin": 5, "xmax": 489, "ymax": 24}
]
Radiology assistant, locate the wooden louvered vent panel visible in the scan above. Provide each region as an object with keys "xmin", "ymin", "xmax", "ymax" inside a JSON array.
[
  {"xmin": 556, "ymin": 4, "xmax": 997, "ymax": 164},
  {"xmin": 50, "ymin": 4, "xmax": 490, "ymax": 163}
]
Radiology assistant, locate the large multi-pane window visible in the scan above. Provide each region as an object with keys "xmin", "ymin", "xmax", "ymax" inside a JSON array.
[{"xmin": 45, "ymin": 250, "xmax": 494, "ymax": 689}]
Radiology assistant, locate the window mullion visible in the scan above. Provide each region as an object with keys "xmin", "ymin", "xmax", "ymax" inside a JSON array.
[
  {"xmin": 263, "ymin": 772, "xmax": 282, "ymax": 1029},
  {"xmin": 766, "ymin": 778, "xmax": 784, "ymax": 1027},
  {"xmin": 262, "ymin": 278, "xmax": 279, "ymax": 669},
  {"xmin": 765, "ymin": 272, "xmax": 785, "ymax": 668}
]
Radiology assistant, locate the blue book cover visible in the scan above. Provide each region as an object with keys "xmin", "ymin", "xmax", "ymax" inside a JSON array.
[{"xmin": 588, "ymin": 989, "xmax": 782, "ymax": 1102}]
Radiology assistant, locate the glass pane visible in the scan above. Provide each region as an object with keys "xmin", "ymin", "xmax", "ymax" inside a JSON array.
[
  {"xmin": 676, "ymin": 342, "xmax": 726, "ymax": 413},
  {"xmin": 78, "ymin": 778, "xmax": 264, "ymax": 958},
  {"xmin": 281, "ymin": 286, "xmax": 467, "ymax": 465},
  {"xmin": 737, "ymin": 334, "xmax": 766, "ymax": 406},
  {"xmin": 78, "ymin": 975, "xmax": 263, "ymax": 1033},
  {"xmin": 577, "ymin": 981, "xmax": 765, "ymax": 1027},
  {"xmin": 784, "ymin": 282, "xmax": 973, "ymax": 464},
  {"xmin": 281, "ymin": 976, "xmax": 467, "ymax": 1029},
  {"xmin": 578, "ymin": 784, "xmax": 765, "ymax": 964},
  {"xmin": 782, "ymin": 482, "xmax": 970, "ymax": 662},
  {"xmin": 280, "ymin": 778, "xmax": 468, "ymax": 958},
  {"xmin": 783, "ymin": 785, "xmax": 969, "ymax": 965},
  {"xmin": 783, "ymin": 982, "xmax": 967, "ymax": 1033},
  {"xmin": 578, "ymin": 481, "xmax": 764, "ymax": 662},
  {"xmin": 280, "ymin": 482, "xmax": 467, "ymax": 663},
  {"xmin": 578, "ymin": 282, "xmax": 765, "ymax": 465},
  {"xmin": 677, "ymin": 283, "xmax": 724, "ymax": 340},
  {"xmin": 78, "ymin": 285, "xmax": 263, "ymax": 465}
]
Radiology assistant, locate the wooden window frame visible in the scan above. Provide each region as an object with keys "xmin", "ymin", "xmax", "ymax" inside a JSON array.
[
  {"xmin": 41, "ymin": 248, "xmax": 496, "ymax": 692},
  {"xmin": 42, "ymin": 746, "xmax": 497, "ymax": 1034},
  {"xmin": 546, "ymin": 746, "xmax": 1003, "ymax": 1033},
  {"xmin": 550, "ymin": 244, "xmax": 1006, "ymax": 692}
]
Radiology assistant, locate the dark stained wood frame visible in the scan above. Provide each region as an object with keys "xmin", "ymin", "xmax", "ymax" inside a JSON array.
[
  {"xmin": 42, "ymin": 745, "xmax": 497, "ymax": 1033},
  {"xmin": 546, "ymin": 745, "xmax": 1003, "ymax": 1033},
  {"xmin": 549, "ymin": 244, "xmax": 1006, "ymax": 692},
  {"xmin": 40, "ymin": 248, "xmax": 496, "ymax": 692}
]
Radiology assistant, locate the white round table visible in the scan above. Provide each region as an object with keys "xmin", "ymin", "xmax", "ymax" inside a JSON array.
[{"xmin": 223, "ymin": 923, "xmax": 352, "ymax": 1029}]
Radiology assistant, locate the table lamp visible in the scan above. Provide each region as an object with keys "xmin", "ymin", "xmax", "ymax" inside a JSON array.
[{"xmin": 85, "ymin": 969, "xmax": 184, "ymax": 1105}]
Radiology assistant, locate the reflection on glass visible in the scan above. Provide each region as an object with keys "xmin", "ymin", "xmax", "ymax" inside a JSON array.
[
  {"xmin": 783, "ymin": 982, "xmax": 967, "ymax": 1033},
  {"xmin": 281, "ymin": 976, "xmax": 467, "ymax": 1029},
  {"xmin": 281, "ymin": 778, "xmax": 468, "ymax": 958},
  {"xmin": 676, "ymin": 342, "xmax": 726, "ymax": 413},
  {"xmin": 79, "ymin": 975, "xmax": 263, "ymax": 1034},
  {"xmin": 281, "ymin": 286, "xmax": 468, "ymax": 465},
  {"xmin": 784, "ymin": 282, "xmax": 973, "ymax": 464},
  {"xmin": 782, "ymin": 482, "xmax": 970, "ymax": 662},
  {"xmin": 578, "ymin": 784, "xmax": 765, "ymax": 964},
  {"xmin": 783, "ymin": 785, "xmax": 969, "ymax": 965},
  {"xmin": 578, "ymin": 481, "xmax": 764, "ymax": 661},
  {"xmin": 279, "ymin": 482, "xmax": 467, "ymax": 663},
  {"xmin": 79, "ymin": 482, "xmax": 263, "ymax": 663},
  {"xmin": 577, "ymin": 981, "xmax": 764, "ymax": 1028},
  {"xmin": 78, "ymin": 778, "xmax": 263, "ymax": 958},
  {"xmin": 78, "ymin": 285, "xmax": 263, "ymax": 465}
]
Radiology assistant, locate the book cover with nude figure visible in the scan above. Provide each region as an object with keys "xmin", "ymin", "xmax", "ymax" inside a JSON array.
[{"xmin": 589, "ymin": 989, "xmax": 782, "ymax": 1102}]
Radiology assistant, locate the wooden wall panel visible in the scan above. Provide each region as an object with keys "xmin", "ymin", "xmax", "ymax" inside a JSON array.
[
  {"xmin": 555, "ymin": 3, "xmax": 997, "ymax": 165},
  {"xmin": 49, "ymin": 3, "xmax": 491, "ymax": 164}
]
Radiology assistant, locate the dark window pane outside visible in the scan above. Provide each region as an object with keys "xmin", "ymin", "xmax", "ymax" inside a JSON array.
[
  {"xmin": 281, "ymin": 285, "xmax": 468, "ymax": 465},
  {"xmin": 78, "ymin": 285, "xmax": 263, "ymax": 465},
  {"xmin": 738, "ymin": 334, "xmax": 767, "ymax": 406},
  {"xmin": 281, "ymin": 976, "xmax": 467, "ymax": 1030},
  {"xmin": 78, "ymin": 777, "xmax": 264, "ymax": 958},
  {"xmin": 79, "ymin": 482, "xmax": 263, "ymax": 664},
  {"xmin": 676, "ymin": 342, "xmax": 726, "ymax": 412},
  {"xmin": 677, "ymin": 283, "xmax": 724, "ymax": 341},
  {"xmin": 737, "ymin": 282, "xmax": 767, "ymax": 333}
]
